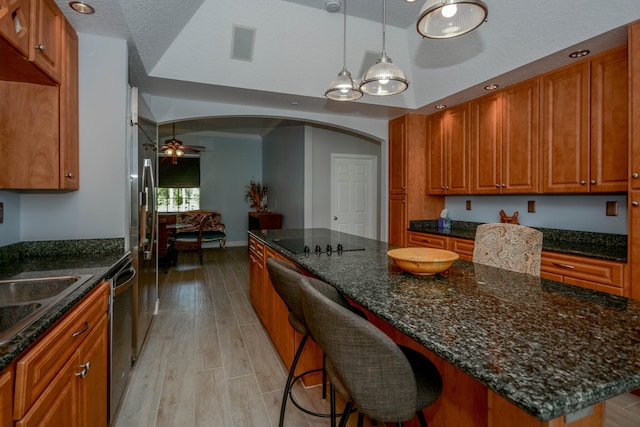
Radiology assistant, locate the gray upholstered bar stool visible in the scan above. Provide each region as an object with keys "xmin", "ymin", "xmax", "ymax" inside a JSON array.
[
  {"xmin": 266, "ymin": 258, "xmax": 363, "ymax": 427},
  {"xmin": 299, "ymin": 275, "xmax": 443, "ymax": 427}
]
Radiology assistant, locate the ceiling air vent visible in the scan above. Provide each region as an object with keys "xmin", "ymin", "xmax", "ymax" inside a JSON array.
[{"xmin": 231, "ymin": 24, "xmax": 256, "ymax": 62}]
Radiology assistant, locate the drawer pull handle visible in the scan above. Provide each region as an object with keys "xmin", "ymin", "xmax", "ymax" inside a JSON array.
[
  {"xmin": 75, "ymin": 361, "xmax": 91, "ymax": 378},
  {"xmin": 72, "ymin": 321, "xmax": 90, "ymax": 337},
  {"xmin": 35, "ymin": 44, "xmax": 45, "ymax": 51},
  {"xmin": 553, "ymin": 262, "xmax": 575, "ymax": 269}
]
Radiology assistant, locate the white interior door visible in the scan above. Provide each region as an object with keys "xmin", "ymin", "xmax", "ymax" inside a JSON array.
[{"xmin": 330, "ymin": 154, "xmax": 377, "ymax": 239}]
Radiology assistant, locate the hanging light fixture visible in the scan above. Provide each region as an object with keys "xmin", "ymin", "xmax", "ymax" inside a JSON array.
[
  {"xmin": 360, "ymin": 0, "xmax": 409, "ymax": 96},
  {"xmin": 163, "ymin": 123, "xmax": 185, "ymax": 164},
  {"xmin": 325, "ymin": 0, "xmax": 363, "ymax": 101},
  {"xmin": 417, "ymin": 0, "xmax": 488, "ymax": 39}
]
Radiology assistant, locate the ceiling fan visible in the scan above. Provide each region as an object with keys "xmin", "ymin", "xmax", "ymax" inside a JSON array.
[{"xmin": 161, "ymin": 123, "xmax": 205, "ymax": 164}]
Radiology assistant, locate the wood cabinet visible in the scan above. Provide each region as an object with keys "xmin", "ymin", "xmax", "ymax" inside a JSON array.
[
  {"xmin": 541, "ymin": 47, "xmax": 628, "ymax": 193},
  {"xmin": 248, "ymin": 236, "xmax": 265, "ymax": 320},
  {"xmin": 472, "ymin": 80, "xmax": 539, "ymax": 194},
  {"xmin": 13, "ymin": 281, "xmax": 110, "ymax": 426},
  {"xmin": 389, "ymin": 115, "xmax": 443, "ymax": 246},
  {"xmin": 28, "ymin": 0, "xmax": 61, "ymax": 83},
  {"xmin": 407, "ymin": 231, "xmax": 448, "ymax": 249},
  {"xmin": 0, "ymin": 368, "xmax": 12, "ymax": 427},
  {"xmin": 427, "ymin": 105, "xmax": 471, "ymax": 195},
  {"xmin": 540, "ymin": 251, "xmax": 627, "ymax": 296},
  {"xmin": 630, "ymin": 23, "xmax": 640, "ymax": 300},
  {"xmin": 0, "ymin": 0, "xmax": 30, "ymax": 56},
  {"xmin": 589, "ymin": 46, "xmax": 628, "ymax": 193},
  {"xmin": 0, "ymin": 0, "xmax": 78, "ymax": 190},
  {"xmin": 449, "ymin": 237, "xmax": 474, "ymax": 261}
]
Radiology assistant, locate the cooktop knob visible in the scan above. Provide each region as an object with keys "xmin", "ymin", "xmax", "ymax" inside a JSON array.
[
  {"xmin": 337, "ymin": 243, "xmax": 344, "ymax": 252},
  {"xmin": 315, "ymin": 245, "xmax": 322, "ymax": 253},
  {"xmin": 303, "ymin": 245, "xmax": 310, "ymax": 253},
  {"xmin": 326, "ymin": 244, "xmax": 333, "ymax": 253}
]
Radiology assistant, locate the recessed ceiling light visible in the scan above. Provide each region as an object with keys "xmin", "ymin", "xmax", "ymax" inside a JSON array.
[
  {"xmin": 484, "ymin": 84, "xmax": 499, "ymax": 90},
  {"xmin": 69, "ymin": 1, "xmax": 95, "ymax": 14},
  {"xmin": 291, "ymin": 102, "xmax": 299, "ymax": 106},
  {"xmin": 405, "ymin": 0, "xmax": 417, "ymax": 2},
  {"xmin": 435, "ymin": 104, "xmax": 446, "ymax": 109},
  {"xmin": 569, "ymin": 49, "xmax": 590, "ymax": 59}
]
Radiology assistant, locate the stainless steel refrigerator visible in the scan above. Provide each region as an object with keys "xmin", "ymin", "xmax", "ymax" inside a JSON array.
[{"xmin": 128, "ymin": 87, "xmax": 158, "ymax": 362}]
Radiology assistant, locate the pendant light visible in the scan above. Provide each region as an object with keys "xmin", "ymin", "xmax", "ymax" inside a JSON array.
[
  {"xmin": 325, "ymin": 0, "xmax": 363, "ymax": 101},
  {"xmin": 360, "ymin": 0, "xmax": 409, "ymax": 96},
  {"xmin": 417, "ymin": 0, "xmax": 488, "ymax": 39}
]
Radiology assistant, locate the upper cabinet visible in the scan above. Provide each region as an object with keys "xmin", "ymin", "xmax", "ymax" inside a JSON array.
[
  {"xmin": 632, "ymin": 24, "xmax": 640, "ymax": 191},
  {"xmin": 389, "ymin": 115, "xmax": 443, "ymax": 246},
  {"xmin": 471, "ymin": 79, "xmax": 539, "ymax": 195},
  {"xmin": 0, "ymin": 0, "xmax": 77, "ymax": 190},
  {"xmin": 427, "ymin": 105, "xmax": 470, "ymax": 195},
  {"xmin": 541, "ymin": 47, "xmax": 628, "ymax": 193},
  {"xmin": 29, "ymin": 0, "xmax": 62, "ymax": 83},
  {"xmin": 0, "ymin": 0, "xmax": 30, "ymax": 56}
]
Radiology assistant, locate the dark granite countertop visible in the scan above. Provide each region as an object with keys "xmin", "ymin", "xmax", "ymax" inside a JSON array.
[
  {"xmin": 409, "ymin": 220, "xmax": 628, "ymax": 262},
  {"xmin": 249, "ymin": 228, "xmax": 640, "ymax": 422},
  {"xmin": 0, "ymin": 238, "xmax": 127, "ymax": 371}
]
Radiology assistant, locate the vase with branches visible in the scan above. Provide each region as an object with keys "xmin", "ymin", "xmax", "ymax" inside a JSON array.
[{"xmin": 244, "ymin": 179, "xmax": 263, "ymax": 212}]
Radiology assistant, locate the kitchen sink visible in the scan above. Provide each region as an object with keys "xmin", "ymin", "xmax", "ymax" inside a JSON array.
[{"xmin": 0, "ymin": 275, "xmax": 93, "ymax": 345}]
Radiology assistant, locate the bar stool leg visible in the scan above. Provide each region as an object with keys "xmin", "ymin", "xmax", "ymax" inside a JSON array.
[{"xmin": 279, "ymin": 334, "xmax": 309, "ymax": 427}]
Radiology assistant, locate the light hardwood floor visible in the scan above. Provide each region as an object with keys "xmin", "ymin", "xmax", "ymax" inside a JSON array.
[{"xmin": 113, "ymin": 246, "xmax": 640, "ymax": 427}]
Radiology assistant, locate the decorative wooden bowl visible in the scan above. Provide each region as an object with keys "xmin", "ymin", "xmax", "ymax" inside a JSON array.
[{"xmin": 387, "ymin": 248, "xmax": 459, "ymax": 276}]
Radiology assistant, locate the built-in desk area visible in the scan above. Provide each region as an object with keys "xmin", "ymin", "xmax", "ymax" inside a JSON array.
[{"xmin": 248, "ymin": 228, "xmax": 640, "ymax": 427}]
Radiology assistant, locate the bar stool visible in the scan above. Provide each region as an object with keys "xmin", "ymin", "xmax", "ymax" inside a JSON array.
[
  {"xmin": 299, "ymin": 275, "xmax": 443, "ymax": 427},
  {"xmin": 266, "ymin": 258, "xmax": 363, "ymax": 427}
]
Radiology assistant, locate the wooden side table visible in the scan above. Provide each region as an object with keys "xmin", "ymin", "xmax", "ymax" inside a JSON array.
[{"xmin": 248, "ymin": 212, "xmax": 282, "ymax": 230}]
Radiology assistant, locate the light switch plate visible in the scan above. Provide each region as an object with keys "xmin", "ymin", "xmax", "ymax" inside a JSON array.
[
  {"xmin": 606, "ymin": 201, "xmax": 618, "ymax": 216},
  {"xmin": 0, "ymin": 202, "xmax": 3, "ymax": 224},
  {"xmin": 466, "ymin": 200, "xmax": 472, "ymax": 210},
  {"xmin": 528, "ymin": 201, "xmax": 536, "ymax": 213}
]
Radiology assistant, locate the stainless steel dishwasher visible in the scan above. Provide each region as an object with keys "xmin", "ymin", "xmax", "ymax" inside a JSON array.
[{"xmin": 108, "ymin": 253, "xmax": 136, "ymax": 424}]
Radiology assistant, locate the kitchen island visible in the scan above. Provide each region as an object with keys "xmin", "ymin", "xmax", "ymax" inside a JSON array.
[{"xmin": 249, "ymin": 228, "xmax": 640, "ymax": 426}]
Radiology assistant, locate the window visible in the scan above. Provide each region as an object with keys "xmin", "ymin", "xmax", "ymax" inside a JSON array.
[{"xmin": 157, "ymin": 156, "xmax": 201, "ymax": 212}]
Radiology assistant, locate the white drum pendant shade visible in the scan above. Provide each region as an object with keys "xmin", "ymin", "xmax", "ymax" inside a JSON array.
[{"xmin": 417, "ymin": 0, "xmax": 488, "ymax": 39}]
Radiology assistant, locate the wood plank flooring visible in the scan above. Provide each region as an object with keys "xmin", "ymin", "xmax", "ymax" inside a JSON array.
[{"xmin": 113, "ymin": 246, "xmax": 640, "ymax": 427}]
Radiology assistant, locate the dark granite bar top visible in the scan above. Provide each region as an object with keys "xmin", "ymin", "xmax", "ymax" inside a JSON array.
[
  {"xmin": 249, "ymin": 228, "xmax": 640, "ymax": 422},
  {"xmin": 409, "ymin": 220, "xmax": 628, "ymax": 262},
  {"xmin": 0, "ymin": 238, "xmax": 127, "ymax": 371}
]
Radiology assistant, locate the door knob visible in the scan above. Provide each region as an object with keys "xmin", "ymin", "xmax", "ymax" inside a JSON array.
[
  {"xmin": 334, "ymin": 216, "xmax": 338, "ymax": 220},
  {"xmin": 633, "ymin": 201, "xmax": 639, "ymax": 207}
]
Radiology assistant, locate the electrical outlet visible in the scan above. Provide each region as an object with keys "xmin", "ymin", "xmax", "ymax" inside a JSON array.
[
  {"xmin": 0, "ymin": 202, "xmax": 3, "ymax": 223},
  {"xmin": 606, "ymin": 201, "xmax": 618, "ymax": 216},
  {"xmin": 528, "ymin": 201, "xmax": 536, "ymax": 213},
  {"xmin": 466, "ymin": 200, "xmax": 472, "ymax": 210}
]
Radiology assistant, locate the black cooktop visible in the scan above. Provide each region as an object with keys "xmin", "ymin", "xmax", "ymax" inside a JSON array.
[{"xmin": 274, "ymin": 233, "xmax": 366, "ymax": 254}]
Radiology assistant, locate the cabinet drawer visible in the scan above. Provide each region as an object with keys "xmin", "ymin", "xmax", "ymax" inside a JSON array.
[
  {"xmin": 407, "ymin": 232, "xmax": 447, "ymax": 249},
  {"xmin": 14, "ymin": 281, "xmax": 109, "ymax": 418},
  {"xmin": 540, "ymin": 251, "xmax": 625, "ymax": 287},
  {"xmin": 249, "ymin": 237, "xmax": 264, "ymax": 258},
  {"xmin": 449, "ymin": 238, "xmax": 474, "ymax": 261}
]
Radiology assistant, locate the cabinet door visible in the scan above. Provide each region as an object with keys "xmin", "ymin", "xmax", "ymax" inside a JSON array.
[
  {"xmin": 541, "ymin": 62, "xmax": 590, "ymax": 193},
  {"xmin": 502, "ymin": 79, "xmax": 540, "ymax": 194},
  {"xmin": 389, "ymin": 117, "xmax": 407, "ymax": 194},
  {"xmin": 471, "ymin": 92, "xmax": 502, "ymax": 194},
  {"xmin": 0, "ymin": 0, "xmax": 30, "ymax": 56},
  {"xmin": 631, "ymin": 192, "xmax": 640, "ymax": 299},
  {"xmin": 77, "ymin": 314, "xmax": 108, "ymax": 427},
  {"xmin": 446, "ymin": 105, "xmax": 471, "ymax": 194},
  {"xmin": 590, "ymin": 47, "xmax": 628, "ymax": 193},
  {"xmin": 389, "ymin": 194, "xmax": 407, "ymax": 246},
  {"xmin": 28, "ymin": 0, "xmax": 61, "ymax": 83},
  {"xmin": 631, "ymin": 23, "xmax": 640, "ymax": 190},
  {"xmin": 449, "ymin": 238, "xmax": 474, "ymax": 261},
  {"xmin": 0, "ymin": 368, "xmax": 12, "ymax": 427},
  {"xmin": 426, "ymin": 112, "xmax": 447, "ymax": 195},
  {"xmin": 249, "ymin": 238, "xmax": 265, "ymax": 321},
  {"xmin": 16, "ymin": 353, "xmax": 81, "ymax": 427},
  {"xmin": 59, "ymin": 18, "xmax": 78, "ymax": 189}
]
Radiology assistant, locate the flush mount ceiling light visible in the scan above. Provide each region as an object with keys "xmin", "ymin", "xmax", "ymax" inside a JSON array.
[
  {"xmin": 360, "ymin": 0, "xmax": 409, "ymax": 96},
  {"xmin": 69, "ymin": 1, "xmax": 95, "ymax": 14},
  {"xmin": 325, "ymin": 0, "xmax": 363, "ymax": 101},
  {"xmin": 417, "ymin": 0, "xmax": 488, "ymax": 39},
  {"xmin": 484, "ymin": 83, "xmax": 499, "ymax": 90},
  {"xmin": 435, "ymin": 104, "xmax": 447, "ymax": 109}
]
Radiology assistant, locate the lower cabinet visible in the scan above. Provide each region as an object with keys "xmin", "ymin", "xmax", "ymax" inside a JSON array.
[
  {"xmin": 540, "ymin": 251, "xmax": 627, "ymax": 296},
  {"xmin": 12, "ymin": 281, "xmax": 110, "ymax": 426},
  {"xmin": 248, "ymin": 240, "xmax": 323, "ymax": 385},
  {"xmin": 408, "ymin": 231, "xmax": 627, "ymax": 295},
  {"xmin": 0, "ymin": 368, "xmax": 12, "ymax": 427}
]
